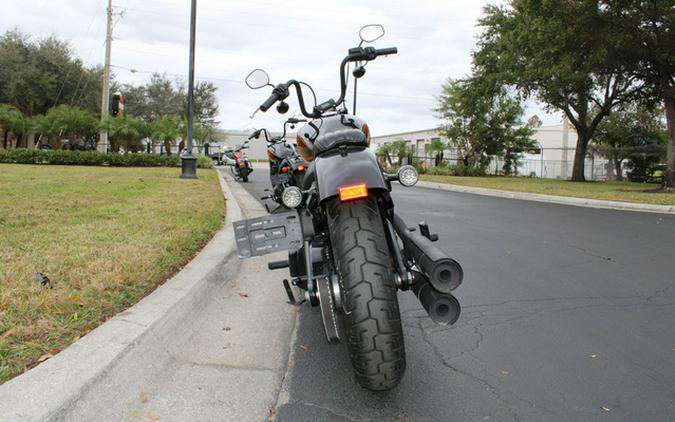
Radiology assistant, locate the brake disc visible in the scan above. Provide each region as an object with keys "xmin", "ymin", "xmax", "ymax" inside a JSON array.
[{"xmin": 317, "ymin": 276, "xmax": 340, "ymax": 344}]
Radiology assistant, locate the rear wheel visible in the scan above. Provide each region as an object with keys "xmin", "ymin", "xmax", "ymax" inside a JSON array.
[
  {"xmin": 241, "ymin": 171, "xmax": 249, "ymax": 182},
  {"xmin": 326, "ymin": 196, "xmax": 405, "ymax": 391}
]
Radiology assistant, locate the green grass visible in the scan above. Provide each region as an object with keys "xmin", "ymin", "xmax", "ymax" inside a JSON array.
[
  {"xmin": 420, "ymin": 175, "xmax": 675, "ymax": 206},
  {"xmin": 0, "ymin": 164, "xmax": 224, "ymax": 383}
]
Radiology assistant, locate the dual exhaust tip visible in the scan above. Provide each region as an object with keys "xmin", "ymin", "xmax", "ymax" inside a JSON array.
[{"xmin": 411, "ymin": 270, "xmax": 461, "ymax": 326}]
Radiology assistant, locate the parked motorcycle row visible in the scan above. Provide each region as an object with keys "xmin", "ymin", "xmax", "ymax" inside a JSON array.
[
  {"xmin": 233, "ymin": 25, "xmax": 465, "ymax": 391},
  {"xmin": 216, "ymin": 141, "xmax": 253, "ymax": 182}
]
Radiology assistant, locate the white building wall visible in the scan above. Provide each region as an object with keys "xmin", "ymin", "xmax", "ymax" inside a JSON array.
[{"xmin": 370, "ymin": 122, "xmax": 608, "ymax": 180}]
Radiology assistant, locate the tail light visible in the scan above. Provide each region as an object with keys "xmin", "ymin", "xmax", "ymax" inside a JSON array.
[
  {"xmin": 239, "ymin": 161, "xmax": 247, "ymax": 167},
  {"xmin": 338, "ymin": 183, "xmax": 368, "ymax": 202},
  {"xmin": 297, "ymin": 165, "xmax": 305, "ymax": 172},
  {"xmin": 281, "ymin": 166, "xmax": 289, "ymax": 174}
]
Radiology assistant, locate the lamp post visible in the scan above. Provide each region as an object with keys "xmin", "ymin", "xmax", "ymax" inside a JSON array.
[{"xmin": 180, "ymin": 0, "xmax": 198, "ymax": 179}]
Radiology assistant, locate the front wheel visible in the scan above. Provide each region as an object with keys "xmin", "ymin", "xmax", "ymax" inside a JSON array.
[{"xmin": 326, "ymin": 196, "xmax": 406, "ymax": 391}]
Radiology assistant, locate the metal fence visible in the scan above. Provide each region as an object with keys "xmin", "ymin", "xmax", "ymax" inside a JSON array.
[{"xmin": 401, "ymin": 146, "xmax": 665, "ymax": 181}]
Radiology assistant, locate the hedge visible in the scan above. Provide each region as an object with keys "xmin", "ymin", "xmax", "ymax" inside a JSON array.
[{"xmin": 0, "ymin": 149, "xmax": 213, "ymax": 169}]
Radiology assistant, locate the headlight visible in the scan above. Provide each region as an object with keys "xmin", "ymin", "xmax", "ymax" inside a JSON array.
[
  {"xmin": 281, "ymin": 186, "xmax": 303, "ymax": 208},
  {"xmin": 397, "ymin": 165, "xmax": 418, "ymax": 187}
]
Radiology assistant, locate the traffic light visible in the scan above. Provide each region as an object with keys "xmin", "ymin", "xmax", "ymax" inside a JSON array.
[{"xmin": 111, "ymin": 92, "xmax": 124, "ymax": 117}]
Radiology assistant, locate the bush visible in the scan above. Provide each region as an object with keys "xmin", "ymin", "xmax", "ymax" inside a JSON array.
[
  {"xmin": 0, "ymin": 149, "xmax": 213, "ymax": 168},
  {"xmin": 449, "ymin": 163, "xmax": 486, "ymax": 177}
]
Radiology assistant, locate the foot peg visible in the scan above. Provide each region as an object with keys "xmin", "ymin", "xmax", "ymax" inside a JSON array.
[{"xmin": 419, "ymin": 221, "xmax": 438, "ymax": 242}]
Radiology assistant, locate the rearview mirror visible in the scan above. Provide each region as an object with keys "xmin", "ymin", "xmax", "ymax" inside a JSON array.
[
  {"xmin": 245, "ymin": 69, "xmax": 270, "ymax": 90},
  {"xmin": 359, "ymin": 24, "xmax": 385, "ymax": 43}
]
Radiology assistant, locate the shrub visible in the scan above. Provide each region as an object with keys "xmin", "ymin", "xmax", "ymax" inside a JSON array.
[{"xmin": 0, "ymin": 149, "xmax": 212, "ymax": 168}]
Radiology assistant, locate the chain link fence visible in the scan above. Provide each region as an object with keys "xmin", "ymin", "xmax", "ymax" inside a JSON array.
[{"xmin": 397, "ymin": 145, "xmax": 667, "ymax": 182}]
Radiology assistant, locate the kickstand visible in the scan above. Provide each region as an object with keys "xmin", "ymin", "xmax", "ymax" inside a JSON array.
[{"xmin": 282, "ymin": 279, "xmax": 296, "ymax": 304}]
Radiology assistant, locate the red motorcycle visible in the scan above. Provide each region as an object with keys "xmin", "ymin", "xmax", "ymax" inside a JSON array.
[{"xmin": 227, "ymin": 142, "xmax": 253, "ymax": 182}]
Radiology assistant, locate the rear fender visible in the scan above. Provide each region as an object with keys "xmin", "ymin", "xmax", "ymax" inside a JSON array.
[{"xmin": 314, "ymin": 147, "xmax": 387, "ymax": 202}]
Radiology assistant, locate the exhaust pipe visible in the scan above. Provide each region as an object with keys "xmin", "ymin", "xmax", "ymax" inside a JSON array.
[
  {"xmin": 411, "ymin": 272, "xmax": 461, "ymax": 326},
  {"xmin": 392, "ymin": 214, "xmax": 463, "ymax": 293}
]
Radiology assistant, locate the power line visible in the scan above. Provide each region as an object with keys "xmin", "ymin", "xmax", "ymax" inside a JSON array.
[{"xmin": 110, "ymin": 64, "xmax": 435, "ymax": 102}]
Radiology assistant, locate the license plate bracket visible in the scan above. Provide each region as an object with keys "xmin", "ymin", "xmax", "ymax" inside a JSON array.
[{"xmin": 233, "ymin": 211, "xmax": 303, "ymax": 258}]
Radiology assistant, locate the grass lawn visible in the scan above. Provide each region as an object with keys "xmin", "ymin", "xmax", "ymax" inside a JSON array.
[
  {"xmin": 0, "ymin": 164, "xmax": 224, "ymax": 383},
  {"xmin": 420, "ymin": 175, "xmax": 675, "ymax": 206}
]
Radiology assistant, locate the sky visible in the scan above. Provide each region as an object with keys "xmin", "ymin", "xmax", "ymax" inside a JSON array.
[{"xmin": 1, "ymin": 0, "xmax": 562, "ymax": 136}]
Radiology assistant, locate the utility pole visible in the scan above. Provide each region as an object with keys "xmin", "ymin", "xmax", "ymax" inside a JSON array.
[
  {"xmin": 180, "ymin": 0, "xmax": 198, "ymax": 179},
  {"xmin": 99, "ymin": 0, "xmax": 113, "ymax": 153}
]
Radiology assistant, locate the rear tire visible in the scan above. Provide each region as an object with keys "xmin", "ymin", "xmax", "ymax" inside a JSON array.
[
  {"xmin": 326, "ymin": 197, "xmax": 406, "ymax": 391},
  {"xmin": 242, "ymin": 172, "xmax": 249, "ymax": 182}
]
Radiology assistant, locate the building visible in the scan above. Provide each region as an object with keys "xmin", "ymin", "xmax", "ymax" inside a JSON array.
[{"xmin": 370, "ymin": 121, "xmax": 608, "ymax": 180}]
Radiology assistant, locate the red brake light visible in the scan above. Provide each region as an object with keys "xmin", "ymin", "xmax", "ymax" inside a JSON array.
[
  {"xmin": 281, "ymin": 166, "xmax": 289, "ymax": 173},
  {"xmin": 338, "ymin": 183, "xmax": 368, "ymax": 202}
]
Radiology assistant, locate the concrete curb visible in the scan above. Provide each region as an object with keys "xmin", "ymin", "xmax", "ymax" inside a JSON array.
[
  {"xmin": 0, "ymin": 169, "xmax": 242, "ymax": 421},
  {"xmin": 416, "ymin": 180, "xmax": 675, "ymax": 215}
]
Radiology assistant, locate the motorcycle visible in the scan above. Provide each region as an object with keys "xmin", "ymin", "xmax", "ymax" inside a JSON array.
[
  {"xmin": 249, "ymin": 117, "xmax": 309, "ymax": 211},
  {"xmin": 234, "ymin": 24, "xmax": 464, "ymax": 391},
  {"xmin": 227, "ymin": 142, "xmax": 253, "ymax": 182}
]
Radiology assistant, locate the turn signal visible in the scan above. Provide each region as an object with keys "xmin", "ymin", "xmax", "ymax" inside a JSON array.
[
  {"xmin": 338, "ymin": 183, "xmax": 368, "ymax": 202},
  {"xmin": 297, "ymin": 165, "xmax": 305, "ymax": 172}
]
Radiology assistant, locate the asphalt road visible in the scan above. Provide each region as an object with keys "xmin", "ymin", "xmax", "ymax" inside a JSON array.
[{"xmin": 241, "ymin": 165, "xmax": 675, "ymax": 422}]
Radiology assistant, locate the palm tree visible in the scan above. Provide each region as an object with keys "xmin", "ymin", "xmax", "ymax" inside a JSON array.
[
  {"xmin": 33, "ymin": 106, "xmax": 98, "ymax": 149},
  {"xmin": 0, "ymin": 104, "xmax": 24, "ymax": 149},
  {"xmin": 100, "ymin": 115, "xmax": 148, "ymax": 152},
  {"xmin": 150, "ymin": 115, "xmax": 181, "ymax": 155},
  {"xmin": 426, "ymin": 138, "xmax": 446, "ymax": 167},
  {"xmin": 390, "ymin": 140, "xmax": 411, "ymax": 166},
  {"xmin": 376, "ymin": 143, "xmax": 393, "ymax": 166}
]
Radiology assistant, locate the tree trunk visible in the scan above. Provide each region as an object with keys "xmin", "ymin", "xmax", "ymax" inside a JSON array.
[
  {"xmin": 614, "ymin": 157, "xmax": 623, "ymax": 181},
  {"xmin": 3, "ymin": 130, "xmax": 8, "ymax": 149},
  {"xmin": 571, "ymin": 129, "xmax": 590, "ymax": 181},
  {"xmin": 164, "ymin": 140, "xmax": 172, "ymax": 156},
  {"xmin": 663, "ymin": 94, "xmax": 675, "ymax": 189}
]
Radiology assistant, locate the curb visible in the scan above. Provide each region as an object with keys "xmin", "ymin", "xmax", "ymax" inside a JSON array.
[
  {"xmin": 0, "ymin": 169, "xmax": 242, "ymax": 421},
  {"xmin": 416, "ymin": 180, "xmax": 675, "ymax": 215}
]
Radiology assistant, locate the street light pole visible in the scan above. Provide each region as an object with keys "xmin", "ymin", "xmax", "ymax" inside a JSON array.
[{"xmin": 180, "ymin": 0, "xmax": 198, "ymax": 179}]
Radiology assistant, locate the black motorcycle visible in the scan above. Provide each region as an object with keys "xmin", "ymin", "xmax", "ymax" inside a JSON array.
[
  {"xmin": 234, "ymin": 24, "xmax": 463, "ymax": 391},
  {"xmin": 249, "ymin": 118, "xmax": 309, "ymax": 211},
  {"xmin": 226, "ymin": 142, "xmax": 253, "ymax": 182}
]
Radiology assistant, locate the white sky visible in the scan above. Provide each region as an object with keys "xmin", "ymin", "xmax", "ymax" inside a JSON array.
[{"xmin": 1, "ymin": 0, "xmax": 561, "ymax": 135}]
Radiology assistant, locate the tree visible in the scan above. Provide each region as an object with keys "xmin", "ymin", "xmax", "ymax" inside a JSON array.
[
  {"xmin": 375, "ymin": 143, "xmax": 393, "ymax": 167},
  {"xmin": 390, "ymin": 140, "xmax": 412, "ymax": 166},
  {"xmin": 120, "ymin": 75, "xmax": 219, "ymax": 128},
  {"xmin": 436, "ymin": 78, "xmax": 535, "ymax": 174},
  {"xmin": 594, "ymin": 103, "xmax": 667, "ymax": 181},
  {"xmin": 187, "ymin": 81, "xmax": 220, "ymax": 127},
  {"xmin": 0, "ymin": 104, "xmax": 24, "ymax": 149},
  {"xmin": 0, "ymin": 30, "xmax": 103, "ymax": 117},
  {"xmin": 474, "ymin": 1, "xmax": 642, "ymax": 181},
  {"xmin": 602, "ymin": 0, "xmax": 675, "ymax": 188},
  {"xmin": 32, "ymin": 105, "xmax": 98, "ymax": 149},
  {"xmin": 100, "ymin": 116, "xmax": 148, "ymax": 152},
  {"xmin": 149, "ymin": 115, "xmax": 181, "ymax": 155},
  {"xmin": 426, "ymin": 138, "xmax": 446, "ymax": 167}
]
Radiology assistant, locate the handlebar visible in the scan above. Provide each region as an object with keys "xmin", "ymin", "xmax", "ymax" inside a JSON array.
[{"xmin": 255, "ymin": 45, "xmax": 397, "ymax": 118}]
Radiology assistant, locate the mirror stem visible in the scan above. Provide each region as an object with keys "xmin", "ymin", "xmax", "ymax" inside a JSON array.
[{"xmin": 352, "ymin": 76, "xmax": 358, "ymax": 115}]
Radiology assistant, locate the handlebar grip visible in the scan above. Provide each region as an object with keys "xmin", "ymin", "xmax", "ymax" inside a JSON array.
[
  {"xmin": 260, "ymin": 93, "xmax": 280, "ymax": 112},
  {"xmin": 375, "ymin": 47, "xmax": 398, "ymax": 56}
]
